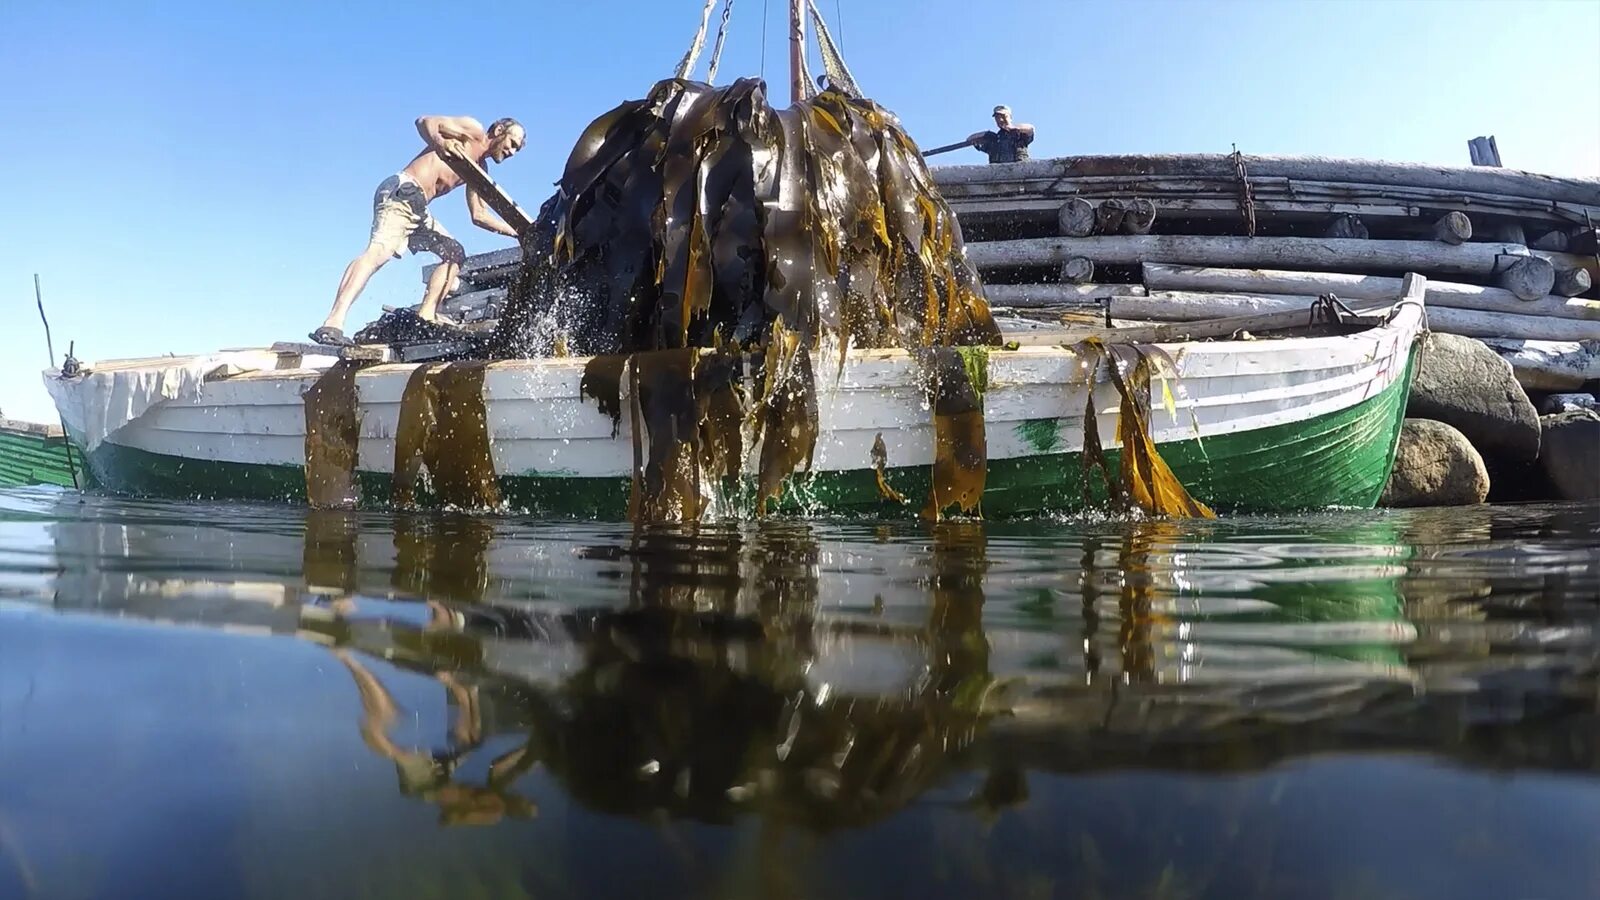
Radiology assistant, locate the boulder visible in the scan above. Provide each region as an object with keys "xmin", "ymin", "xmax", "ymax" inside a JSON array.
[
  {"xmin": 1380, "ymin": 419, "xmax": 1490, "ymax": 507},
  {"xmin": 1408, "ymin": 333, "xmax": 1541, "ymax": 463},
  {"xmin": 1539, "ymin": 393, "xmax": 1599, "ymax": 415},
  {"xmin": 1538, "ymin": 410, "xmax": 1600, "ymax": 501}
]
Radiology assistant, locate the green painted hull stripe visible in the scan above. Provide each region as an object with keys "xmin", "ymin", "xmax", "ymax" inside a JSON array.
[{"xmin": 74, "ymin": 351, "xmax": 1416, "ymax": 517}]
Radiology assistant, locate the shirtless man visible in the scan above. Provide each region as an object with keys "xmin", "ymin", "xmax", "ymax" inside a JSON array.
[
  {"xmin": 967, "ymin": 105, "xmax": 1035, "ymax": 165},
  {"xmin": 311, "ymin": 115, "xmax": 527, "ymax": 346}
]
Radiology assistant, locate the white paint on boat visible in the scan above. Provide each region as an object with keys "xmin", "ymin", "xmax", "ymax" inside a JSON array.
[{"xmin": 44, "ymin": 294, "xmax": 1425, "ymax": 479}]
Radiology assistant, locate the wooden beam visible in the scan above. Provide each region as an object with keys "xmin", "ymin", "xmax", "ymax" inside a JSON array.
[
  {"xmin": 1140, "ymin": 263, "xmax": 1600, "ymax": 320},
  {"xmin": 1113, "ymin": 291, "xmax": 1600, "ymax": 341},
  {"xmin": 966, "ymin": 234, "xmax": 1533, "ymax": 278},
  {"xmin": 1496, "ymin": 255, "xmax": 1555, "ymax": 300},
  {"xmin": 436, "ymin": 153, "xmax": 534, "ymax": 235},
  {"xmin": 982, "ymin": 283, "xmax": 1146, "ymax": 307}
]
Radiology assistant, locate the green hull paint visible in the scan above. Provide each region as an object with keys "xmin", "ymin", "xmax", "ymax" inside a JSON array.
[
  {"xmin": 74, "ymin": 352, "xmax": 1416, "ymax": 517},
  {"xmin": 0, "ymin": 426, "xmax": 78, "ymax": 489}
]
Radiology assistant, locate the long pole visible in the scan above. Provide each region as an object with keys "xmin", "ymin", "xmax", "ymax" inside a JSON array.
[
  {"xmin": 34, "ymin": 274, "xmax": 55, "ymax": 367},
  {"xmin": 789, "ymin": 0, "xmax": 804, "ymax": 103},
  {"xmin": 32, "ymin": 274, "xmax": 80, "ymax": 489}
]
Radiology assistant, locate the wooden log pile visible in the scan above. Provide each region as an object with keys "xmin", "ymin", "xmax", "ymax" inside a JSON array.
[{"xmin": 927, "ymin": 153, "xmax": 1600, "ymax": 391}]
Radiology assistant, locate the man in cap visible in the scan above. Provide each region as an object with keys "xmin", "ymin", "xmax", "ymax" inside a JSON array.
[{"xmin": 967, "ymin": 105, "xmax": 1035, "ymax": 164}]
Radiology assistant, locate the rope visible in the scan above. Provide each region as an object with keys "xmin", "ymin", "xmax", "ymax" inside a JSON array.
[
  {"xmin": 834, "ymin": 0, "xmax": 844, "ymax": 51},
  {"xmin": 674, "ymin": 0, "xmax": 719, "ymax": 79},
  {"xmin": 807, "ymin": 0, "xmax": 861, "ymax": 96},
  {"xmin": 706, "ymin": 0, "xmax": 735, "ymax": 83},
  {"xmin": 760, "ymin": 0, "xmax": 768, "ymax": 79}
]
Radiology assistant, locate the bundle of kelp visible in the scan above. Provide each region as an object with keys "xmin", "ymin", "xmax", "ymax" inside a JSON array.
[
  {"xmin": 487, "ymin": 77, "xmax": 1002, "ymax": 521},
  {"xmin": 490, "ymin": 77, "xmax": 998, "ymax": 355}
]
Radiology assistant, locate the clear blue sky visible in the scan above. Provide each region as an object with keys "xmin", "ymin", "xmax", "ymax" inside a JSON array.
[{"xmin": 2, "ymin": 0, "xmax": 1597, "ymax": 423}]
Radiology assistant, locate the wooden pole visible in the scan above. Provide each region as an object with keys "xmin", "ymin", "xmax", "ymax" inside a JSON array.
[
  {"xmin": 1113, "ymin": 292, "xmax": 1600, "ymax": 341},
  {"xmin": 1495, "ymin": 254, "xmax": 1556, "ymax": 301},
  {"xmin": 1093, "ymin": 199, "xmax": 1126, "ymax": 234},
  {"xmin": 965, "ymin": 234, "xmax": 1533, "ymax": 278},
  {"xmin": 1057, "ymin": 198, "xmax": 1096, "ymax": 237},
  {"xmin": 1120, "ymin": 198, "xmax": 1158, "ymax": 235},
  {"xmin": 1140, "ymin": 263, "xmax": 1600, "ymax": 320},
  {"xmin": 982, "ymin": 283, "xmax": 1147, "ymax": 307},
  {"xmin": 1059, "ymin": 257, "xmax": 1095, "ymax": 284},
  {"xmin": 930, "ymin": 154, "xmax": 1600, "ymax": 207},
  {"xmin": 1554, "ymin": 266, "xmax": 1593, "ymax": 298},
  {"xmin": 1431, "ymin": 211, "xmax": 1472, "ymax": 245}
]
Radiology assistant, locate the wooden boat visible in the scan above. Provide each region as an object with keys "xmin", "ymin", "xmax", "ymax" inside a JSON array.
[
  {"xmin": 0, "ymin": 417, "xmax": 77, "ymax": 489},
  {"xmin": 40, "ymin": 277, "xmax": 1427, "ymax": 517}
]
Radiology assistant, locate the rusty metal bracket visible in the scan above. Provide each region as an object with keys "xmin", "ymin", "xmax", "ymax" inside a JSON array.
[{"xmin": 1230, "ymin": 143, "xmax": 1257, "ymax": 237}]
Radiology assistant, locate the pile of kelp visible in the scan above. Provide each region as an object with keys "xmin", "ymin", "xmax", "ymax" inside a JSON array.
[{"xmin": 487, "ymin": 77, "xmax": 1003, "ymax": 521}]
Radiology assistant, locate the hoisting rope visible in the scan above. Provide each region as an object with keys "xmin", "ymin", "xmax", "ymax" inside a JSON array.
[
  {"xmin": 806, "ymin": 0, "xmax": 861, "ymax": 97},
  {"xmin": 706, "ymin": 0, "xmax": 736, "ymax": 83},
  {"xmin": 674, "ymin": 0, "xmax": 720, "ymax": 79}
]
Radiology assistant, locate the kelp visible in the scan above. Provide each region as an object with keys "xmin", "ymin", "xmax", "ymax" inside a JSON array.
[
  {"xmin": 1075, "ymin": 339, "xmax": 1216, "ymax": 519},
  {"xmin": 303, "ymin": 360, "xmax": 369, "ymax": 509},
  {"xmin": 392, "ymin": 362, "xmax": 502, "ymax": 509},
  {"xmin": 496, "ymin": 77, "xmax": 1000, "ymax": 522}
]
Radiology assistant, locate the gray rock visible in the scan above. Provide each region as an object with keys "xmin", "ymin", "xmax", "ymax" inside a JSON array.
[
  {"xmin": 1538, "ymin": 410, "xmax": 1600, "ymax": 501},
  {"xmin": 1408, "ymin": 333, "xmax": 1541, "ymax": 463},
  {"xmin": 1539, "ymin": 393, "xmax": 1599, "ymax": 415},
  {"xmin": 1380, "ymin": 419, "xmax": 1491, "ymax": 507}
]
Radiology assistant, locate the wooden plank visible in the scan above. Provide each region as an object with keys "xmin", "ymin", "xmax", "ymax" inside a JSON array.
[{"xmin": 437, "ymin": 154, "xmax": 534, "ymax": 234}]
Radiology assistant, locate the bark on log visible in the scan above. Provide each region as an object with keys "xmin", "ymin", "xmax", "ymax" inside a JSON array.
[
  {"xmin": 965, "ymin": 234, "xmax": 1532, "ymax": 278},
  {"xmin": 1496, "ymin": 255, "xmax": 1556, "ymax": 301},
  {"xmin": 1060, "ymin": 257, "xmax": 1096, "ymax": 284},
  {"xmin": 983, "ymin": 283, "xmax": 1146, "ymax": 307},
  {"xmin": 1139, "ymin": 263, "xmax": 1600, "ymax": 320},
  {"xmin": 1111, "ymin": 292, "xmax": 1600, "ymax": 341},
  {"xmin": 1057, "ymin": 197, "xmax": 1096, "ymax": 237},
  {"xmin": 1323, "ymin": 214, "xmax": 1369, "ymax": 239},
  {"xmin": 1554, "ymin": 267, "xmax": 1593, "ymax": 298},
  {"xmin": 1479, "ymin": 339, "xmax": 1600, "ymax": 391},
  {"xmin": 1432, "ymin": 212, "xmax": 1472, "ymax": 245},
  {"xmin": 1120, "ymin": 198, "xmax": 1158, "ymax": 235},
  {"xmin": 1094, "ymin": 199, "xmax": 1126, "ymax": 234}
]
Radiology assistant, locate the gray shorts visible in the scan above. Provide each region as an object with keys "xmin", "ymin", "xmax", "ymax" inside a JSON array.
[{"xmin": 368, "ymin": 175, "xmax": 458, "ymax": 259}]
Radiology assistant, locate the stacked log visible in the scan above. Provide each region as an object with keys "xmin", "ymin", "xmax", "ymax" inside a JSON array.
[{"xmin": 931, "ymin": 154, "xmax": 1599, "ymax": 503}]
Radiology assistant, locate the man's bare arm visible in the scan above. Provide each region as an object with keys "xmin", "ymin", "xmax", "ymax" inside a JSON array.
[
  {"xmin": 415, "ymin": 115, "xmax": 487, "ymax": 159},
  {"xmin": 466, "ymin": 189, "xmax": 519, "ymax": 238}
]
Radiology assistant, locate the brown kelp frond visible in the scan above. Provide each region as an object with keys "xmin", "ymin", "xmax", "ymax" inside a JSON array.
[
  {"xmin": 493, "ymin": 78, "xmax": 997, "ymax": 522},
  {"xmin": 1074, "ymin": 338, "xmax": 1216, "ymax": 519}
]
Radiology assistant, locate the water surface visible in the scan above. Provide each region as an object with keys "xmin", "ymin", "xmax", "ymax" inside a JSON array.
[{"xmin": 2, "ymin": 488, "xmax": 1597, "ymax": 899}]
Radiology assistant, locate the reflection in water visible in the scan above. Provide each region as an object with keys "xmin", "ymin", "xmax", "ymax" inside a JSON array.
[{"xmin": 3, "ymin": 490, "xmax": 1598, "ymax": 898}]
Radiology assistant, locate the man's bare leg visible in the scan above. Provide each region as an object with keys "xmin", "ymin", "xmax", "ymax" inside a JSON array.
[
  {"xmin": 417, "ymin": 259, "xmax": 460, "ymax": 323},
  {"xmin": 322, "ymin": 244, "xmax": 392, "ymax": 331}
]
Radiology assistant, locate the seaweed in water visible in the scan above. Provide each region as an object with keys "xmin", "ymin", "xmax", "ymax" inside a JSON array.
[{"xmin": 491, "ymin": 77, "xmax": 1000, "ymax": 521}]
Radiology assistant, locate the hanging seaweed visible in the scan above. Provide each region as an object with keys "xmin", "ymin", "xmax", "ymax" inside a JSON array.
[
  {"xmin": 496, "ymin": 77, "xmax": 1000, "ymax": 521},
  {"xmin": 1075, "ymin": 339, "xmax": 1217, "ymax": 520}
]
